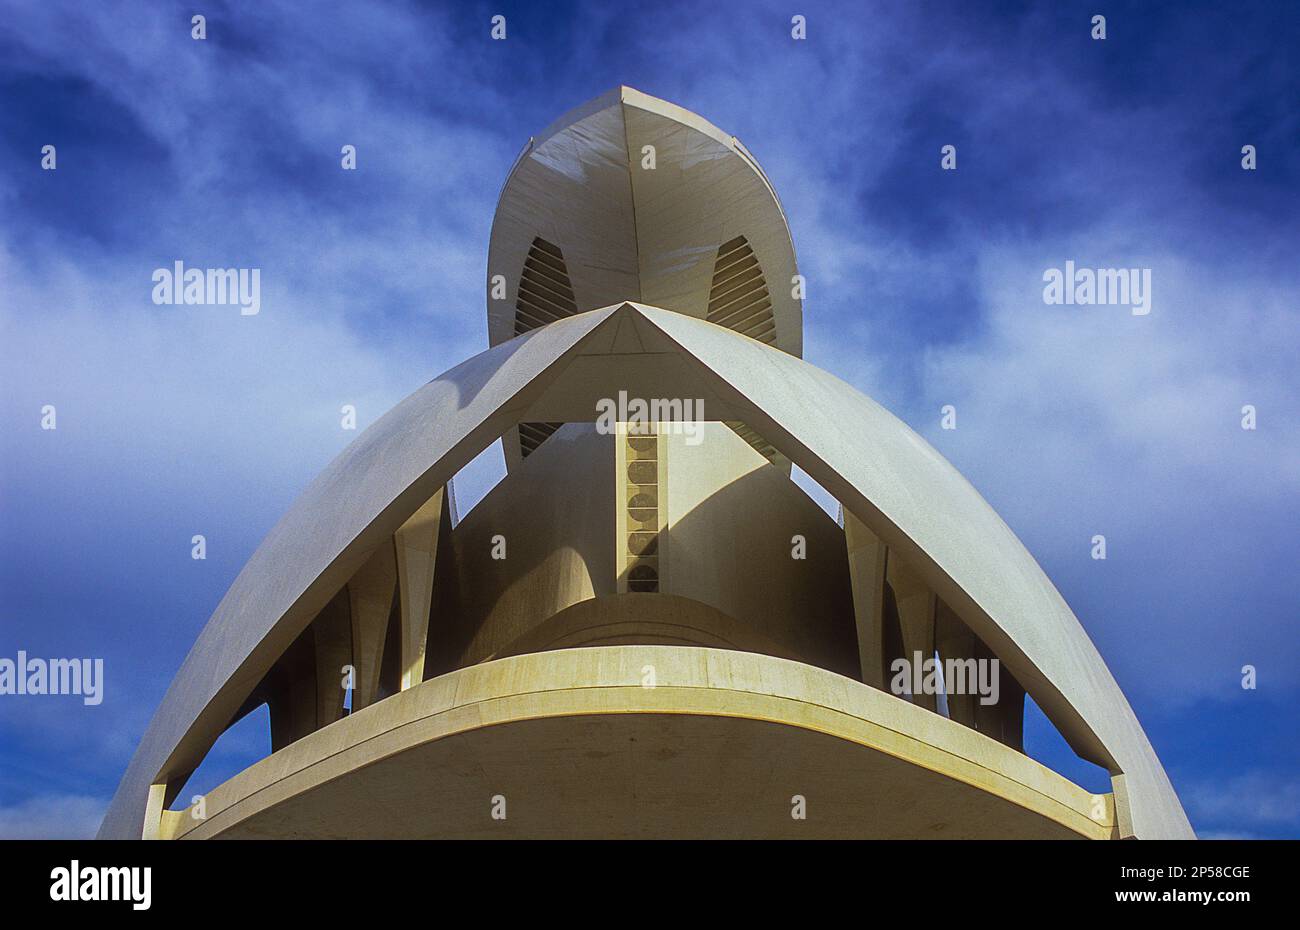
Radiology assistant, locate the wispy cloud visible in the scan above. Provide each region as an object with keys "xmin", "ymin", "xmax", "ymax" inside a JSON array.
[
  {"xmin": 0, "ymin": 794, "xmax": 106, "ymax": 840},
  {"xmin": 1184, "ymin": 772, "xmax": 1300, "ymax": 835}
]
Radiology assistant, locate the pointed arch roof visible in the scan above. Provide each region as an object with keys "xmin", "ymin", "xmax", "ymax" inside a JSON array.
[{"xmin": 100, "ymin": 304, "xmax": 1192, "ymax": 840}]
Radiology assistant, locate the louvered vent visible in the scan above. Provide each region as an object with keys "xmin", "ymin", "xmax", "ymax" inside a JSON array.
[
  {"xmin": 515, "ymin": 237, "xmax": 577, "ymax": 457},
  {"xmin": 707, "ymin": 235, "xmax": 776, "ymax": 345},
  {"xmin": 725, "ymin": 420, "xmax": 779, "ymax": 464},
  {"xmin": 514, "ymin": 237, "xmax": 577, "ymax": 335},
  {"xmin": 519, "ymin": 421, "xmax": 562, "ymax": 458}
]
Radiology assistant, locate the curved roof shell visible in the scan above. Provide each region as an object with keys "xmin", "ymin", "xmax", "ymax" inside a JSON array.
[
  {"xmin": 487, "ymin": 87, "xmax": 802, "ymax": 356},
  {"xmin": 100, "ymin": 303, "xmax": 1193, "ymax": 840}
]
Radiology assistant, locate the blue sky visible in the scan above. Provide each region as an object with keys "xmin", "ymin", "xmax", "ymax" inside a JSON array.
[{"xmin": 1, "ymin": 0, "xmax": 1297, "ymax": 838}]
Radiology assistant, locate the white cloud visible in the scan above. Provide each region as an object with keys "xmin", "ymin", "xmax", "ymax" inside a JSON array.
[
  {"xmin": 896, "ymin": 244, "xmax": 1300, "ymax": 700},
  {"xmin": 1183, "ymin": 772, "xmax": 1300, "ymax": 834},
  {"xmin": 0, "ymin": 794, "xmax": 106, "ymax": 839}
]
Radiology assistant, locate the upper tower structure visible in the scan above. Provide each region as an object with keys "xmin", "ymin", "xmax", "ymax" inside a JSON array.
[
  {"xmin": 489, "ymin": 86, "xmax": 802, "ymax": 465},
  {"xmin": 488, "ymin": 86, "xmax": 801, "ymax": 351}
]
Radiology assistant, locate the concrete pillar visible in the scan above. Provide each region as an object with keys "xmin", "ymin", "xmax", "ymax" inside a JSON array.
[
  {"xmin": 268, "ymin": 628, "xmax": 317, "ymax": 751},
  {"xmin": 394, "ymin": 488, "xmax": 446, "ymax": 690},
  {"xmin": 886, "ymin": 553, "xmax": 938, "ymax": 711},
  {"xmin": 1111, "ymin": 774, "xmax": 1138, "ymax": 839},
  {"xmin": 936, "ymin": 599, "xmax": 978, "ymax": 727},
  {"xmin": 843, "ymin": 510, "xmax": 888, "ymax": 689},
  {"xmin": 313, "ymin": 586, "xmax": 352, "ymax": 727},
  {"xmin": 142, "ymin": 783, "xmax": 167, "ymax": 840},
  {"xmin": 348, "ymin": 541, "xmax": 397, "ymax": 711},
  {"xmin": 972, "ymin": 637, "xmax": 1025, "ymax": 751},
  {"xmin": 936, "ymin": 600, "xmax": 1025, "ymax": 750}
]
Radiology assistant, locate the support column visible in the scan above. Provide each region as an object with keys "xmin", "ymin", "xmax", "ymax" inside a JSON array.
[
  {"xmin": 886, "ymin": 553, "xmax": 938, "ymax": 711},
  {"xmin": 1111, "ymin": 774, "xmax": 1138, "ymax": 839},
  {"xmin": 936, "ymin": 599, "xmax": 978, "ymax": 727},
  {"xmin": 268, "ymin": 627, "xmax": 317, "ymax": 751},
  {"xmin": 973, "ymin": 638, "xmax": 1026, "ymax": 751},
  {"xmin": 313, "ymin": 586, "xmax": 352, "ymax": 727},
  {"xmin": 348, "ymin": 541, "xmax": 397, "ymax": 711},
  {"xmin": 843, "ymin": 509, "xmax": 888, "ymax": 689},
  {"xmin": 394, "ymin": 487, "xmax": 446, "ymax": 690},
  {"xmin": 142, "ymin": 783, "xmax": 167, "ymax": 840},
  {"xmin": 936, "ymin": 601, "xmax": 1026, "ymax": 750}
]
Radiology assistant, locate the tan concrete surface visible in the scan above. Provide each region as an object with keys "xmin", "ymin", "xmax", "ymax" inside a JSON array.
[{"xmin": 165, "ymin": 646, "xmax": 1113, "ymax": 840}]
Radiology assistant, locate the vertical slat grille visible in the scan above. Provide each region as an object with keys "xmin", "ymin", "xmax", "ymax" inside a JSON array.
[
  {"xmin": 707, "ymin": 235, "xmax": 777, "ymax": 345},
  {"xmin": 625, "ymin": 428, "xmax": 659, "ymax": 593},
  {"xmin": 516, "ymin": 237, "xmax": 576, "ymax": 457}
]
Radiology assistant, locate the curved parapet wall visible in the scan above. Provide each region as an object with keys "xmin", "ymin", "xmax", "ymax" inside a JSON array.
[
  {"xmin": 159, "ymin": 646, "xmax": 1115, "ymax": 840},
  {"xmin": 100, "ymin": 303, "xmax": 1192, "ymax": 840}
]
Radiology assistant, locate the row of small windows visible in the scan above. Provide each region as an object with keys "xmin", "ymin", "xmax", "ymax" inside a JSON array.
[{"xmin": 625, "ymin": 428, "xmax": 659, "ymax": 592}]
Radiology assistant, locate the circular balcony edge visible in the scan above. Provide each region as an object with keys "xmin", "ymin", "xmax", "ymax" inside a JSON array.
[{"xmin": 163, "ymin": 645, "xmax": 1116, "ymax": 840}]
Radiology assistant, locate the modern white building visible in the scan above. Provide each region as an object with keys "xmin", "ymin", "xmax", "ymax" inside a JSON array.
[{"xmin": 100, "ymin": 87, "xmax": 1193, "ymax": 840}]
